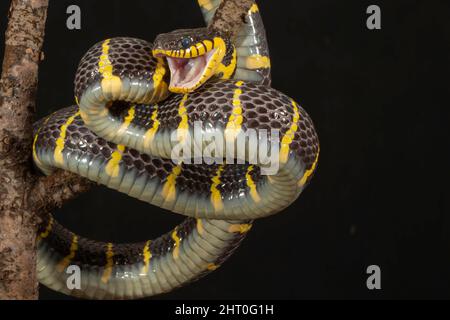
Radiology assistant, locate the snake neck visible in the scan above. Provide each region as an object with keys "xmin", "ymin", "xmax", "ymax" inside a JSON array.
[{"xmin": 198, "ymin": 0, "xmax": 271, "ymax": 86}]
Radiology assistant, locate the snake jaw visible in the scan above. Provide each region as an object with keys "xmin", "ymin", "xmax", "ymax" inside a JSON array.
[{"xmin": 154, "ymin": 46, "xmax": 223, "ymax": 94}]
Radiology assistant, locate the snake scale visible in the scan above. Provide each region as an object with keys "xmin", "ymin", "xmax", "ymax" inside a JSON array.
[{"xmin": 33, "ymin": 0, "xmax": 319, "ymax": 299}]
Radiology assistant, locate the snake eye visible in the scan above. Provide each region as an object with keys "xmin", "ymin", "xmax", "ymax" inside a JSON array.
[{"xmin": 181, "ymin": 37, "xmax": 192, "ymax": 49}]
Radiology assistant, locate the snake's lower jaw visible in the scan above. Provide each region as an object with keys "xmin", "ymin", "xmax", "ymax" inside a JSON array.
[{"xmin": 166, "ymin": 49, "xmax": 218, "ymax": 94}]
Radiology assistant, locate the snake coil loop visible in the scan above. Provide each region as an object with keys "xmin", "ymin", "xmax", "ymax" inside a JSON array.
[{"xmin": 33, "ymin": 1, "xmax": 319, "ymax": 299}]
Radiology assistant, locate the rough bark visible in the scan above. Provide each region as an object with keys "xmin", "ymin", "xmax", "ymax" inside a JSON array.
[
  {"xmin": 209, "ymin": 0, "xmax": 254, "ymax": 37},
  {"xmin": 0, "ymin": 0, "xmax": 92, "ymax": 300}
]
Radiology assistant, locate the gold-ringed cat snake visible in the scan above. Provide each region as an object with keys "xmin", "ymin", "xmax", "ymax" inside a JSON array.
[{"xmin": 33, "ymin": 0, "xmax": 319, "ymax": 299}]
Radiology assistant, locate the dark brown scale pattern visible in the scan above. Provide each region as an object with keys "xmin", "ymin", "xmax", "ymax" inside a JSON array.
[
  {"xmin": 74, "ymin": 37, "xmax": 167, "ymax": 99},
  {"xmin": 34, "ymin": 107, "xmax": 79, "ymax": 153},
  {"xmin": 220, "ymin": 37, "xmax": 236, "ymax": 68},
  {"xmin": 40, "ymin": 218, "xmax": 74, "ymax": 262},
  {"xmin": 176, "ymin": 163, "xmax": 220, "ymax": 196},
  {"xmin": 121, "ymin": 146, "xmax": 175, "ymax": 182},
  {"xmin": 36, "ymin": 106, "xmax": 118, "ymax": 166},
  {"xmin": 36, "ymin": 106, "xmax": 177, "ymax": 184},
  {"xmin": 184, "ymin": 80, "xmax": 234, "ymax": 129},
  {"xmin": 131, "ymin": 104, "xmax": 159, "ymax": 130},
  {"xmin": 153, "ymin": 94, "xmax": 184, "ymax": 131},
  {"xmin": 185, "ymin": 80, "xmax": 320, "ymax": 172},
  {"xmin": 74, "ymin": 40, "xmax": 102, "ymax": 99},
  {"xmin": 106, "ymin": 96, "xmax": 184, "ymax": 133},
  {"xmin": 239, "ymin": 83, "xmax": 293, "ymax": 136},
  {"xmin": 253, "ymin": 68, "xmax": 271, "ymax": 87},
  {"xmin": 147, "ymin": 218, "xmax": 196, "ymax": 258},
  {"xmin": 217, "ymin": 164, "xmax": 257, "ymax": 200},
  {"xmin": 107, "ymin": 102, "xmax": 164, "ymax": 132},
  {"xmin": 38, "ymin": 216, "xmax": 193, "ymax": 267},
  {"xmin": 37, "ymin": 30, "xmax": 317, "ymax": 277},
  {"xmin": 66, "ymin": 114, "xmax": 117, "ymax": 161},
  {"xmin": 293, "ymin": 107, "xmax": 319, "ymax": 172},
  {"xmin": 175, "ymin": 162, "xmax": 263, "ymax": 199},
  {"xmin": 107, "ymin": 37, "xmax": 161, "ymax": 83}
]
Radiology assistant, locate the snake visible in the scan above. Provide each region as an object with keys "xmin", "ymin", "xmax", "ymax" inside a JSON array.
[{"xmin": 33, "ymin": 0, "xmax": 319, "ymax": 299}]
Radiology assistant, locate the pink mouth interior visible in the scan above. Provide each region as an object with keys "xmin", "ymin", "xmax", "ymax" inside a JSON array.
[{"xmin": 166, "ymin": 49, "xmax": 216, "ymax": 89}]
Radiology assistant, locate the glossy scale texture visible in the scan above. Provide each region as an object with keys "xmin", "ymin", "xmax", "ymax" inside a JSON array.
[{"xmin": 33, "ymin": 1, "xmax": 319, "ymax": 299}]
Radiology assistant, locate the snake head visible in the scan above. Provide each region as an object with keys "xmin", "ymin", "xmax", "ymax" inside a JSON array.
[{"xmin": 153, "ymin": 28, "xmax": 235, "ymax": 94}]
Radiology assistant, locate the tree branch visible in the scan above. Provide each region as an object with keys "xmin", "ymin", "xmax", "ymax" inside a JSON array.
[
  {"xmin": 209, "ymin": 0, "xmax": 254, "ymax": 37},
  {"xmin": 30, "ymin": 171, "xmax": 94, "ymax": 215},
  {"xmin": 0, "ymin": 0, "xmax": 49, "ymax": 300},
  {"xmin": 0, "ymin": 0, "xmax": 92, "ymax": 300}
]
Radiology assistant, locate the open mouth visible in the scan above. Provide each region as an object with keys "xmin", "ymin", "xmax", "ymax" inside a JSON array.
[{"xmin": 154, "ymin": 49, "xmax": 217, "ymax": 93}]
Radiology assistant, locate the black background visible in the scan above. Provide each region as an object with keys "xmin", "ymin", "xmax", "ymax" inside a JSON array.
[{"xmin": 0, "ymin": 0, "xmax": 449, "ymax": 300}]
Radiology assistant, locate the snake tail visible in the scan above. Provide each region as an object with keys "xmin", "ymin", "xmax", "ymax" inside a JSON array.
[{"xmin": 37, "ymin": 211, "xmax": 250, "ymax": 299}]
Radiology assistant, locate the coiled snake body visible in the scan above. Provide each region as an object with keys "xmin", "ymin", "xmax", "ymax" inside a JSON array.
[{"xmin": 33, "ymin": 1, "xmax": 319, "ymax": 299}]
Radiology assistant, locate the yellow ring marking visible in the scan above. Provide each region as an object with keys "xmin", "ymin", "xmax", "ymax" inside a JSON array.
[
  {"xmin": 249, "ymin": 3, "xmax": 259, "ymax": 13},
  {"xmin": 101, "ymin": 243, "xmax": 114, "ymax": 284},
  {"xmin": 143, "ymin": 106, "xmax": 160, "ymax": 149},
  {"xmin": 207, "ymin": 263, "xmax": 219, "ymax": 271},
  {"xmin": 245, "ymin": 54, "xmax": 271, "ymax": 69},
  {"xmin": 190, "ymin": 45, "xmax": 198, "ymax": 57},
  {"xmin": 280, "ymin": 100, "xmax": 300, "ymax": 164},
  {"xmin": 57, "ymin": 235, "xmax": 78, "ymax": 272},
  {"xmin": 117, "ymin": 105, "xmax": 135, "ymax": 136},
  {"xmin": 37, "ymin": 216, "xmax": 54, "ymax": 242},
  {"xmin": 217, "ymin": 46, "xmax": 237, "ymax": 79},
  {"xmin": 105, "ymin": 145, "xmax": 126, "ymax": 178},
  {"xmin": 198, "ymin": 0, "xmax": 214, "ymax": 10},
  {"xmin": 196, "ymin": 219, "xmax": 204, "ymax": 235},
  {"xmin": 203, "ymin": 40, "xmax": 214, "ymax": 52},
  {"xmin": 33, "ymin": 116, "xmax": 51, "ymax": 168},
  {"xmin": 210, "ymin": 165, "xmax": 224, "ymax": 211},
  {"xmin": 299, "ymin": 149, "xmax": 320, "ymax": 187},
  {"xmin": 54, "ymin": 111, "xmax": 80, "ymax": 165},
  {"xmin": 183, "ymin": 48, "xmax": 191, "ymax": 59},
  {"xmin": 177, "ymin": 94, "xmax": 190, "ymax": 142},
  {"xmin": 225, "ymin": 81, "xmax": 245, "ymax": 141},
  {"xmin": 152, "ymin": 57, "xmax": 168, "ymax": 101},
  {"xmin": 246, "ymin": 165, "xmax": 261, "ymax": 203},
  {"xmin": 171, "ymin": 228, "xmax": 181, "ymax": 260},
  {"xmin": 79, "ymin": 110, "xmax": 89, "ymax": 122},
  {"xmin": 141, "ymin": 240, "xmax": 152, "ymax": 274},
  {"xmin": 161, "ymin": 165, "xmax": 182, "ymax": 202},
  {"xmin": 195, "ymin": 42, "xmax": 207, "ymax": 56},
  {"xmin": 228, "ymin": 223, "xmax": 253, "ymax": 234},
  {"xmin": 99, "ymin": 39, "xmax": 123, "ymax": 96}
]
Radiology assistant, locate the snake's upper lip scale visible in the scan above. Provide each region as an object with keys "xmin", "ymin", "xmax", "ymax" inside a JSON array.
[{"xmin": 152, "ymin": 48, "xmax": 208, "ymax": 59}]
